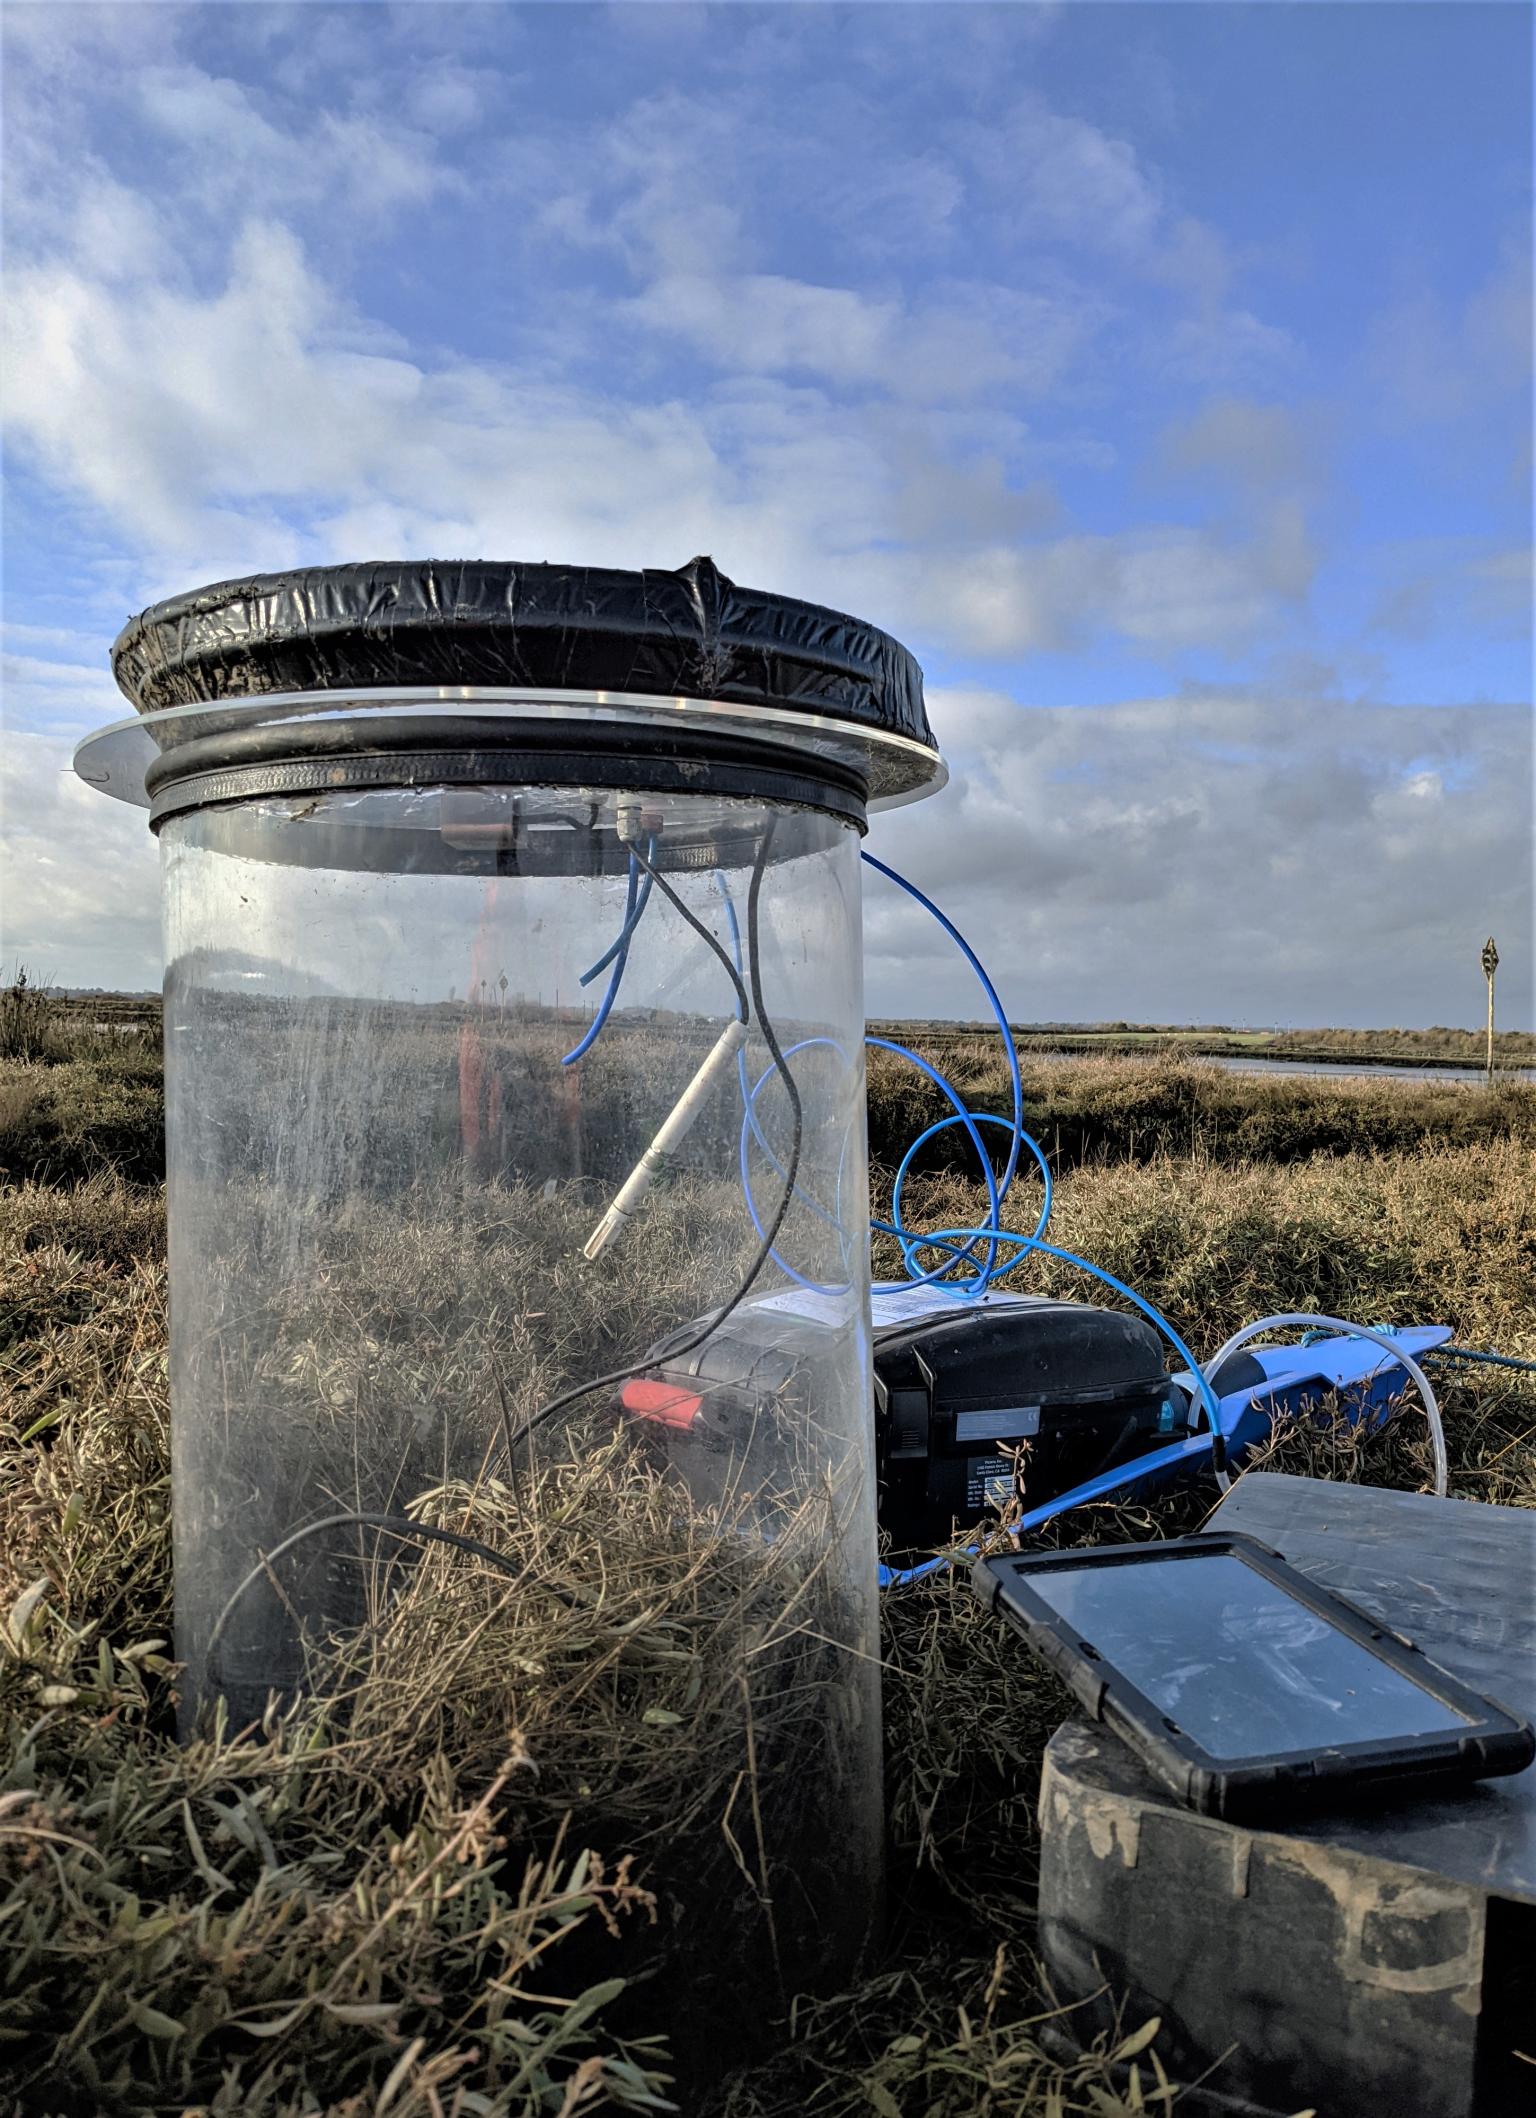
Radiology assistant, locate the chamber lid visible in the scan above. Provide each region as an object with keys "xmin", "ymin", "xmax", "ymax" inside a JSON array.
[
  {"xmin": 111, "ymin": 554, "xmax": 935, "ymax": 758},
  {"xmin": 84, "ymin": 556, "xmax": 943, "ymax": 815}
]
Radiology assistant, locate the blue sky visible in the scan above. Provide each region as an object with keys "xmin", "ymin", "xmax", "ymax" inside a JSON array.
[{"xmin": 2, "ymin": 2, "xmax": 1531, "ymax": 1024}]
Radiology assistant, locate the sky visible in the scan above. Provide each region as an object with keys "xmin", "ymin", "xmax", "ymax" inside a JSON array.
[{"xmin": 2, "ymin": 0, "xmax": 1531, "ymax": 1026}]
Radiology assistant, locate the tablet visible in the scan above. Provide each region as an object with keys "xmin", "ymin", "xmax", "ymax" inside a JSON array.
[{"xmin": 973, "ymin": 1533, "xmax": 1534, "ymax": 1821}]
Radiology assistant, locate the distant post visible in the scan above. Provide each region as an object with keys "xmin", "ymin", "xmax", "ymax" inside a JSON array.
[{"xmin": 1482, "ymin": 936, "xmax": 1499, "ymax": 1080}]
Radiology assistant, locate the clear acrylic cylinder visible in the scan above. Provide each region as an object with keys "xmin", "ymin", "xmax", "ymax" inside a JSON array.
[{"xmin": 75, "ymin": 557, "xmax": 945, "ymax": 2076}]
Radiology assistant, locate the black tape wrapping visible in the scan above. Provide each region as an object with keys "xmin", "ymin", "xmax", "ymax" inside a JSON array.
[{"xmin": 111, "ymin": 555, "xmax": 935, "ymax": 759}]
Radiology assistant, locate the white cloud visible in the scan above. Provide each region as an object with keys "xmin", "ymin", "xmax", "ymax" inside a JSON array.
[
  {"xmin": 1161, "ymin": 305, "xmax": 1299, "ymax": 385},
  {"xmin": 627, "ymin": 272, "xmax": 1097, "ymax": 403},
  {"xmin": 577, "ymin": 88, "xmax": 754, "ymax": 278},
  {"xmin": 2, "ymin": 25, "xmax": 453, "ymax": 276},
  {"xmin": 405, "ymin": 61, "xmax": 496, "ymax": 136},
  {"xmin": 4, "ymin": 622, "xmax": 112, "ymax": 653},
  {"xmin": 1003, "ymin": 102, "xmax": 1165, "ymax": 256},
  {"xmin": 814, "ymin": 150, "xmax": 965, "ymax": 260},
  {"xmin": 0, "ymin": 730, "xmax": 161, "ymax": 989},
  {"xmin": 1376, "ymin": 242, "xmax": 1533, "ymax": 425},
  {"xmin": 879, "ymin": 509, "xmax": 1315, "ymax": 660},
  {"xmin": 980, "ymin": 97, "xmax": 1297, "ymax": 383},
  {"xmin": 1158, "ymin": 398, "xmax": 1322, "ymax": 497},
  {"xmin": 2, "ymin": 650, "xmax": 124, "ymax": 739},
  {"xmin": 62, "ymin": 179, "xmax": 169, "ymax": 285},
  {"xmin": 0, "ymin": 3, "xmax": 182, "ymax": 73},
  {"xmin": 2, "ymin": 11, "xmax": 1313, "ymax": 659},
  {"xmin": 11, "ymin": 688, "xmax": 1524, "ymax": 1025},
  {"xmin": 865, "ymin": 688, "xmax": 1532, "ymax": 1028},
  {"xmin": 1369, "ymin": 540, "xmax": 1535, "ymax": 645},
  {"xmin": 1, "ymin": 218, "xmax": 1317, "ymax": 660},
  {"xmin": 4, "ymin": 2, "xmax": 1521, "ymax": 1028},
  {"xmin": 134, "ymin": 62, "xmax": 450, "ymax": 220}
]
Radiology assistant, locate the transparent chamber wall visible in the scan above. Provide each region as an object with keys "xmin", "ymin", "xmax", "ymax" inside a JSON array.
[{"xmin": 158, "ymin": 780, "xmax": 878, "ymax": 2028}]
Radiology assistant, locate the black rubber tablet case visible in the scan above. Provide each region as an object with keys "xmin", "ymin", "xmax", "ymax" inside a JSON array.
[{"xmin": 972, "ymin": 1533, "xmax": 1534, "ymax": 1823}]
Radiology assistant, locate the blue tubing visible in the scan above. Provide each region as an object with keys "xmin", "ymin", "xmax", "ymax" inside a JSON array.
[
  {"xmin": 579, "ymin": 862, "xmax": 654, "ymax": 987},
  {"xmin": 715, "ymin": 855, "xmax": 1018, "ymax": 1290},
  {"xmin": 861, "ymin": 851, "xmax": 1023, "ymax": 1207},
  {"xmin": 866, "ymin": 1036, "xmax": 1002, "ymax": 1291},
  {"xmin": 740, "ymin": 1043, "xmax": 852, "ymax": 1233},
  {"xmin": 560, "ymin": 843, "xmax": 1247, "ymax": 1577},
  {"xmin": 562, "ymin": 841, "xmax": 655, "ymax": 1066},
  {"xmin": 718, "ymin": 859, "xmax": 1018, "ymax": 1289},
  {"xmin": 891, "ymin": 1111, "xmax": 1052, "ymax": 1260}
]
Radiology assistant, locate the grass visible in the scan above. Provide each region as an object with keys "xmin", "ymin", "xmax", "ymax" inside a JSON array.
[
  {"xmin": 9, "ymin": 1005, "xmax": 1535, "ymax": 1196},
  {"xmin": 3, "ymin": 990, "xmax": 1534, "ymax": 2114},
  {"xmin": 867, "ymin": 1040, "xmax": 1536, "ymax": 1175},
  {"xmin": 875, "ymin": 1018, "xmax": 1536, "ymax": 1070}
]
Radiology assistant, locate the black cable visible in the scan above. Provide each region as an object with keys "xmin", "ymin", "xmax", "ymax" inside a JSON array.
[
  {"xmin": 628, "ymin": 838, "xmax": 749, "ymax": 1024},
  {"xmin": 203, "ymin": 1510, "xmax": 566, "ymax": 1684},
  {"xmin": 743, "ymin": 814, "xmax": 806, "ymax": 1236},
  {"xmin": 498, "ymin": 816, "xmax": 805, "ymax": 1459}
]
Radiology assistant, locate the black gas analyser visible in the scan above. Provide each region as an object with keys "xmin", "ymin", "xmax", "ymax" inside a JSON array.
[{"xmin": 623, "ymin": 1285, "xmax": 1192, "ymax": 1554}]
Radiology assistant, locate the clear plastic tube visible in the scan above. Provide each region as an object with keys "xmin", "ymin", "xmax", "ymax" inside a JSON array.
[{"xmin": 1199, "ymin": 1314, "xmax": 1449, "ymax": 1497}]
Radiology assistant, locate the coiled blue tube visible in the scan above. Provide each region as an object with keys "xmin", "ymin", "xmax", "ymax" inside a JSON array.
[
  {"xmin": 569, "ymin": 841, "xmax": 1242, "ymax": 1580},
  {"xmin": 719, "ymin": 857, "xmax": 1028, "ymax": 1291},
  {"xmin": 866, "ymin": 1037, "xmax": 1003, "ymax": 1292},
  {"xmin": 856, "ymin": 853, "xmax": 1234, "ymax": 1583},
  {"xmin": 889, "ymin": 1111, "xmax": 1052, "ymax": 1267}
]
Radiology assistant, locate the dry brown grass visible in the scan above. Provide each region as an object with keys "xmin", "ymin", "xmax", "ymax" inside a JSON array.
[
  {"xmin": 867, "ymin": 1045, "xmax": 1536, "ymax": 1173},
  {"xmin": 878, "ymin": 1135, "xmax": 1535, "ymax": 1359},
  {"xmin": 1, "ymin": 1163, "xmax": 887, "ymax": 2111}
]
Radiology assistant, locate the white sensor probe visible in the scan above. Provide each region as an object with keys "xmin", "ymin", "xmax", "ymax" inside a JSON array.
[{"xmin": 582, "ymin": 1017, "xmax": 752, "ymax": 1259}]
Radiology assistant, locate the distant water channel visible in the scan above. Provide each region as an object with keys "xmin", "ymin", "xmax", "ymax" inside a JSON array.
[
  {"xmin": 1030, "ymin": 1051, "xmax": 1533, "ymax": 1086},
  {"xmin": 1216, "ymin": 1055, "xmax": 1535, "ymax": 1085}
]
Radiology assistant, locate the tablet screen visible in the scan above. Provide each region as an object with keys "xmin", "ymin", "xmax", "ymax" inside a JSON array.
[{"xmin": 1031, "ymin": 1550, "xmax": 1474, "ymax": 1761}]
